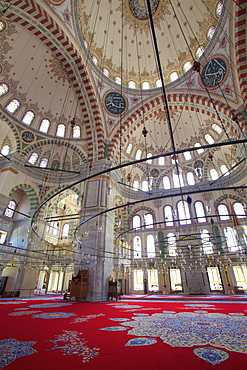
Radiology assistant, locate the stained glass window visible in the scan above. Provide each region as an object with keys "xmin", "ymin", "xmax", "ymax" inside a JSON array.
[
  {"xmin": 196, "ymin": 46, "xmax": 205, "ymax": 59},
  {"xmin": 5, "ymin": 99, "xmax": 20, "ymax": 114},
  {"xmin": 212, "ymin": 123, "xmax": 222, "ymax": 134},
  {"xmin": 115, "ymin": 76, "xmax": 121, "ymax": 85},
  {"xmin": 92, "ymin": 56, "xmax": 98, "ymax": 65},
  {"xmin": 0, "ymin": 83, "xmax": 8, "ymax": 96},
  {"xmin": 103, "ymin": 68, "xmax": 109, "ymax": 77},
  {"xmin": 39, "ymin": 119, "xmax": 50, "ymax": 133},
  {"xmin": 39, "ymin": 158, "xmax": 48, "ymax": 168},
  {"xmin": 0, "ymin": 20, "xmax": 6, "ymax": 32},
  {"xmin": 22, "ymin": 111, "xmax": 34, "ymax": 125},
  {"xmin": 73, "ymin": 125, "xmax": 80, "ymax": 138},
  {"xmin": 28, "ymin": 152, "xmax": 38, "ymax": 165},
  {"xmin": 216, "ymin": 1, "xmax": 224, "ymax": 16},
  {"xmin": 4, "ymin": 200, "xmax": 17, "ymax": 218},
  {"xmin": 207, "ymin": 26, "xmax": 216, "ymax": 40}
]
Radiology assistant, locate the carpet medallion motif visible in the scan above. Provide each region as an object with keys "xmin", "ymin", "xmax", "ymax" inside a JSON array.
[
  {"xmin": 47, "ymin": 330, "xmax": 99, "ymax": 363},
  {"xmin": 32, "ymin": 312, "xmax": 76, "ymax": 319},
  {"xmin": 193, "ymin": 347, "xmax": 229, "ymax": 365},
  {"xmin": 120, "ymin": 312, "xmax": 247, "ymax": 355},
  {"xmin": 0, "ymin": 338, "xmax": 36, "ymax": 368}
]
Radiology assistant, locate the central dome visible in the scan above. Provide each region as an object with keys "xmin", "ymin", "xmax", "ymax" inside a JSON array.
[{"xmin": 75, "ymin": 0, "xmax": 223, "ymax": 88}]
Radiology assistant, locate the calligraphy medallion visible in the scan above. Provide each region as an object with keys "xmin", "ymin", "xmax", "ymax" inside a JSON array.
[
  {"xmin": 104, "ymin": 91, "xmax": 127, "ymax": 116},
  {"xmin": 128, "ymin": 0, "xmax": 160, "ymax": 21},
  {"xmin": 200, "ymin": 56, "xmax": 228, "ymax": 89}
]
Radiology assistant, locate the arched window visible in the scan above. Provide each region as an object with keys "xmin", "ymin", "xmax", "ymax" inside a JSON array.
[
  {"xmin": 28, "ymin": 152, "xmax": 38, "ymax": 165},
  {"xmin": 194, "ymin": 142, "xmax": 204, "ymax": 154},
  {"xmin": 173, "ymin": 172, "xmax": 184, "ymax": 188},
  {"xmin": 39, "ymin": 158, "xmax": 48, "ymax": 168},
  {"xmin": 4, "ymin": 200, "xmax": 17, "ymax": 218},
  {"xmin": 196, "ymin": 46, "xmax": 205, "ymax": 59},
  {"xmin": 147, "ymin": 235, "xmax": 155, "ymax": 258},
  {"xmin": 56, "ymin": 123, "xmax": 65, "ymax": 137},
  {"xmin": 126, "ymin": 143, "xmax": 133, "ymax": 154},
  {"xmin": 103, "ymin": 68, "xmax": 109, "ymax": 77},
  {"xmin": 216, "ymin": 1, "xmax": 224, "ymax": 16},
  {"xmin": 146, "ymin": 152, "xmax": 152, "ymax": 164},
  {"xmin": 167, "ymin": 232, "xmax": 177, "ymax": 256},
  {"xmin": 52, "ymin": 222, "xmax": 59, "ymax": 236},
  {"xmin": 218, "ymin": 203, "xmax": 230, "ymax": 220},
  {"xmin": 183, "ymin": 151, "xmax": 192, "ymax": 161},
  {"xmin": 183, "ymin": 61, "xmax": 192, "ymax": 72},
  {"xmin": 1, "ymin": 145, "xmax": 10, "ymax": 156},
  {"xmin": 170, "ymin": 71, "xmax": 178, "ymax": 82},
  {"xmin": 204, "ymin": 134, "xmax": 215, "ymax": 144},
  {"xmin": 128, "ymin": 80, "xmax": 136, "ymax": 89},
  {"xmin": 133, "ymin": 215, "xmax": 141, "ymax": 229},
  {"xmin": 115, "ymin": 76, "xmax": 121, "ymax": 85},
  {"xmin": 233, "ymin": 202, "xmax": 246, "ymax": 218},
  {"xmin": 92, "ymin": 56, "xmax": 98, "ymax": 65},
  {"xmin": 135, "ymin": 149, "xmax": 142, "ymax": 160},
  {"xmin": 207, "ymin": 26, "xmax": 216, "ymax": 39},
  {"xmin": 195, "ymin": 201, "xmax": 206, "ymax": 223},
  {"xmin": 177, "ymin": 200, "xmax": 191, "ymax": 225},
  {"xmin": 39, "ymin": 119, "xmax": 50, "ymax": 133},
  {"xmin": 220, "ymin": 164, "xmax": 228, "ymax": 175},
  {"xmin": 163, "ymin": 176, "xmax": 171, "ymax": 189},
  {"xmin": 133, "ymin": 180, "xmax": 139, "ymax": 191},
  {"xmin": 186, "ymin": 172, "xmax": 195, "ymax": 185},
  {"xmin": 22, "ymin": 111, "xmax": 34, "ymax": 125},
  {"xmin": 158, "ymin": 156, "xmax": 165, "ymax": 165},
  {"xmin": 5, "ymin": 99, "xmax": 20, "ymax": 114},
  {"xmin": 224, "ymin": 226, "xmax": 240, "ymax": 252},
  {"xmin": 0, "ymin": 83, "xmax": 9, "ymax": 97},
  {"xmin": 212, "ymin": 123, "xmax": 222, "ymax": 134},
  {"xmin": 164, "ymin": 205, "xmax": 174, "ymax": 227},
  {"xmin": 133, "ymin": 235, "xmax": 141, "ymax": 259},
  {"xmin": 142, "ymin": 81, "xmax": 150, "ymax": 89},
  {"xmin": 62, "ymin": 223, "xmax": 70, "ymax": 237},
  {"xmin": 144, "ymin": 213, "xmax": 154, "ymax": 229},
  {"xmin": 156, "ymin": 79, "xmax": 162, "ymax": 88},
  {"xmin": 142, "ymin": 180, "xmax": 149, "ymax": 192},
  {"xmin": 73, "ymin": 125, "xmax": 80, "ymax": 138},
  {"xmin": 201, "ymin": 229, "xmax": 213, "ymax": 254},
  {"xmin": 210, "ymin": 168, "xmax": 219, "ymax": 180}
]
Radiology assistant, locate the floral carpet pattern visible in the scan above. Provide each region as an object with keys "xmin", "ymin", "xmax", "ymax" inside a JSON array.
[{"xmin": 0, "ymin": 338, "xmax": 36, "ymax": 368}]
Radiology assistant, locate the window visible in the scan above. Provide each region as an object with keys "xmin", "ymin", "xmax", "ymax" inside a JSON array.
[
  {"xmin": 212, "ymin": 123, "xmax": 222, "ymax": 134},
  {"xmin": 28, "ymin": 152, "xmax": 38, "ymax": 165},
  {"xmin": 103, "ymin": 68, "xmax": 109, "ymax": 77},
  {"xmin": 0, "ymin": 20, "xmax": 6, "ymax": 32},
  {"xmin": 194, "ymin": 201, "xmax": 206, "ymax": 223},
  {"xmin": 183, "ymin": 61, "xmax": 192, "ymax": 72},
  {"xmin": 148, "ymin": 269, "xmax": 158, "ymax": 291},
  {"xmin": 133, "ymin": 270, "xmax": 143, "ymax": 290},
  {"xmin": 196, "ymin": 46, "xmax": 205, "ymax": 59},
  {"xmin": 135, "ymin": 149, "xmax": 142, "ymax": 160},
  {"xmin": 144, "ymin": 213, "xmax": 154, "ymax": 229},
  {"xmin": 164, "ymin": 205, "xmax": 174, "ymax": 227},
  {"xmin": 201, "ymin": 229, "xmax": 213, "ymax": 254},
  {"xmin": 216, "ymin": 1, "xmax": 224, "ymax": 16},
  {"xmin": 0, "ymin": 230, "xmax": 7, "ymax": 244},
  {"xmin": 142, "ymin": 180, "xmax": 149, "ymax": 192},
  {"xmin": 133, "ymin": 236, "xmax": 141, "ymax": 259},
  {"xmin": 126, "ymin": 143, "xmax": 133, "ymax": 154},
  {"xmin": 233, "ymin": 202, "xmax": 246, "ymax": 218},
  {"xmin": 194, "ymin": 142, "xmax": 204, "ymax": 154},
  {"xmin": 186, "ymin": 172, "xmax": 195, "ymax": 185},
  {"xmin": 1, "ymin": 145, "xmax": 10, "ymax": 156},
  {"xmin": 173, "ymin": 172, "xmax": 184, "ymax": 188},
  {"xmin": 232, "ymin": 266, "xmax": 247, "ymax": 290},
  {"xmin": 207, "ymin": 26, "xmax": 216, "ymax": 39},
  {"xmin": 169, "ymin": 268, "xmax": 183, "ymax": 291},
  {"xmin": 170, "ymin": 72, "xmax": 178, "ymax": 82},
  {"xmin": 92, "ymin": 56, "xmax": 98, "ymax": 65},
  {"xmin": 133, "ymin": 215, "xmax": 141, "ymax": 229},
  {"xmin": 52, "ymin": 222, "xmax": 59, "ymax": 236},
  {"xmin": 22, "ymin": 111, "xmax": 34, "ymax": 125},
  {"xmin": 4, "ymin": 200, "xmax": 17, "ymax": 218},
  {"xmin": 39, "ymin": 158, "xmax": 48, "ymax": 168},
  {"xmin": 39, "ymin": 119, "xmax": 50, "ymax": 133},
  {"xmin": 0, "ymin": 83, "xmax": 9, "ymax": 97},
  {"xmin": 204, "ymin": 134, "xmax": 215, "ymax": 144},
  {"xmin": 220, "ymin": 164, "xmax": 228, "ymax": 175},
  {"xmin": 128, "ymin": 81, "xmax": 136, "ymax": 89},
  {"xmin": 210, "ymin": 168, "xmax": 219, "ymax": 180},
  {"xmin": 224, "ymin": 226, "xmax": 240, "ymax": 252},
  {"xmin": 167, "ymin": 232, "xmax": 177, "ymax": 256},
  {"xmin": 218, "ymin": 204, "xmax": 230, "ymax": 220},
  {"xmin": 62, "ymin": 223, "xmax": 70, "ymax": 237},
  {"xmin": 56, "ymin": 123, "xmax": 65, "ymax": 137},
  {"xmin": 163, "ymin": 176, "xmax": 171, "ymax": 189},
  {"xmin": 73, "ymin": 125, "xmax": 80, "ymax": 138},
  {"xmin": 206, "ymin": 266, "xmax": 223, "ymax": 291},
  {"xmin": 183, "ymin": 151, "xmax": 192, "ymax": 161},
  {"xmin": 156, "ymin": 79, "xmax": 162, "ymax": 88},
  {"xmin": 142, "ymin": 81, "xmax": 150, "ymax": 89},
  {"xmin": 115, "ymin": 76, "xmax": 121, "ymax": 85},
  {"xmin": 5, "ymin": 99, "xmax": 20, "ymax": 114},
  {"xmin": 133, "ymin": 180, "xmax": 139, "ymax": 191},
  {"xmin": 147, "ymin": 235, "xmax": 155, "ymax": 258},
  {"xmin": 177, "ymin": 200, "xmax": 191, "ymax": 225},
  {"xmin": 146, "ymin": 152, "xmax": 152, "ymax": 164},
  {"xmin": 158, "ymin": 156, "xmax": 165, "ymax": 165}
]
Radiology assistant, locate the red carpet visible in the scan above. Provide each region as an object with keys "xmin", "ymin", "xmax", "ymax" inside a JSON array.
[{"xmin": 0, "ymin": 296, "xmax": 247, "ymax": 369}]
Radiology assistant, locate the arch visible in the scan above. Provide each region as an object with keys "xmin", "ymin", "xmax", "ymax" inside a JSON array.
[{"xmin": 9, "ymin": 184, "xmax": 38, "ymax": 212}]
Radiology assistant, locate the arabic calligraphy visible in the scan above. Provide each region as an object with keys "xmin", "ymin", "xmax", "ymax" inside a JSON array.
[
  {"xmin": 201, "ymin": 57, "xmax": 227, "ymax": 88},
  {"xmin": 105, "ymin": 91, "xmax": 127, "ymax": 116},
  {"xmin": 129, "ymin": 0, "xmax": 160, "ymax": 21}
]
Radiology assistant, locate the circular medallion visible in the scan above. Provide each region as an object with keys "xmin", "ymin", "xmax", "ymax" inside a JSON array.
[
  {"xmin": 194, "ymin": 160, "xmax": 203, "ymax": 169},
  {"xmin": 150, "ymin": 168, "xmax": 160, "ymax": 178},
  {"xmin": 104, "ymin": 91, "xmax": 127, "ymax": 116},
  {"xmin": 22, "ymin": 131, "xmax": 35, "ymax": 143},
  {"xmin": 128, "ymin": 0, "xmax": 160, "ymax": 21},
  {"xmin": 49, "ymin": 0, "xmax": 65, "ymax": 5},
  {"xmin": 200, "ymin": 56, "xmax": 228, "ymax": 89}
]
